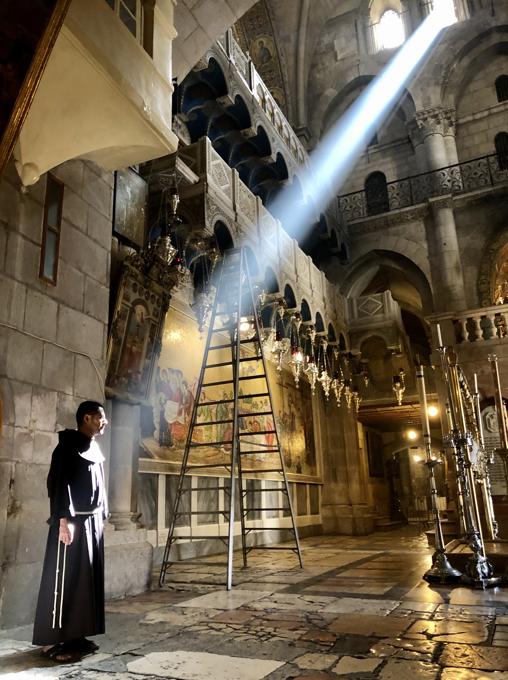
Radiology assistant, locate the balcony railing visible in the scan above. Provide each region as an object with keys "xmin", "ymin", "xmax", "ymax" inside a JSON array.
[{"xmin": 339, "ymin": 153, "xmax": 508, "ymax": 223}]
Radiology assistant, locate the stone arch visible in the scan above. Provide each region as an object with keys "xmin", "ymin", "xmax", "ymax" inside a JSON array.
[
  {"xmin": 440, "ymin": 26, "xmax": 508, "ymax": 109},
  {"xmin": 300, "ymin": 298, "xmax": 312, "ymax": 322},
  {"xmin": 283, "ymin": 284, "xmax": 297, "ymax": 308},
  {"xmin": 348, "ymin": 234, "xmax": 432, "ymax": 289},
  {"xmin": 213, "ymin": 220, "xmax": 235, "ymax": 253},
  {"xmin": 315, "ymin": 311, "xmax": 325, "ymax": 333},
  {"xmin": 341, "ymin": 249, "xmax": 434, "ymax": 314}
]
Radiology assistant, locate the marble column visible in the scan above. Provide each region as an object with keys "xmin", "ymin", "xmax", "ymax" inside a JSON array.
[
  {"xmin": 408, "ymin": 107, "xmax": 466, "ymax": 311},
  {"xmin": 108, "ymin": 400, "xmax": 141, "ymax": 530}
]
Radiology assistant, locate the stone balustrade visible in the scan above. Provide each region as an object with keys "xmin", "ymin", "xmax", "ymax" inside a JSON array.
[
  {"xmin": 431, "ymin": 304, "xmax": 508, "ymax": 345},
  {"xmin": 339, "ymin": 152, "xmax": 508, "ymax": 223}
]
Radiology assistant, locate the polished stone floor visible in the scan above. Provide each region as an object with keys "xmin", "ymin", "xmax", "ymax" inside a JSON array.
[{"xmin": 1, "ymin": 528, "xmax": 508, "ymax": 679}]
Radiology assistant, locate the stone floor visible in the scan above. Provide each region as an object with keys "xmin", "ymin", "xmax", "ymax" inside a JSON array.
[{"xmin": 2, "ymin": 528, "xmax": 508, "ymax": 679}]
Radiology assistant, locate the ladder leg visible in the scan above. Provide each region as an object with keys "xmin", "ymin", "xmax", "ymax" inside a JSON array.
[
  {"xmin": 159, "ymin": 260, "xmax": 227, "ymax": 586},
  {"xmin": 244, "ymin": 250, "xmax": 304, "ymax": 569}
]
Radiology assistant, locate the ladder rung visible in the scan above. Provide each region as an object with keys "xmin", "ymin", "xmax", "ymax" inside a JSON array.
[
  {"xmin": 209, "ymin": 340, "xmax": 260, "ymax": 350},
  {"xmin": 246, "ymin": 546, "xmax": 300, "ymax": 551},
  {"xmin": 186, "ymin": 463, "xmax": 232, "ymax": 469},
  {"xmin": 244, "ymin": 507, "xmax": 287, "ymax": 512},
  {"xmin": 176, "ymin": 510, "xmax": 229, "ymax": 516},
  {"xmin": 238, "ymin": 430, "xmax": 276, "ymax": 437},
  {"xmin": 195, "ymin": 396, "xmax": 268, "ymax": 407},
  {"xmin": 189, "ymin": 441, "xmax": 232, "ymax": 448},
  {"xmin": 245, "ymin": 527, "xmax": 296, "ymax": 532},
  {"xmin": 197, "ymin": 399, "xmax": 234, "ymax": 406},
  {"xmin": 205, "ymin": 357, "xmax": 261, "ymax": 369},
  {"xmin": 168, "ymin": 535, "xmax": 229, "ymax": 541},
  {"xmin": 242, "ymin": 468, "xmax": 284, "ymax": 473},
  {"xmin": 201, "ymin": 375, "xmax": 266, "ymax": 387},
  {"xmin": 244, "ymin": 487, "xmax": 286, "ymax": 493},
  {"xmin": 240, "ymin": 410, "xmax": 273, "ymax": 417},
  {"xmin": 193, "ymin": 419, "xmax": 233, "ymax": 426},
  {"xmin": 240, "ymin": 449, "xmax": 280, "ymax": 455}
]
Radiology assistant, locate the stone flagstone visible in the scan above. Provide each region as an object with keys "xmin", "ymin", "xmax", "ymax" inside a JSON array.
[
  {"xmin": 378, "ymin": 657, "xmax": 440, "ymax": 679},
  {"xmin": 126, "ymin": 651, "xmax": 284, "ymax": 679},
  {"xmin": 175, "ymin": 589, "xmax": 268, "ymax": 610},
  {"xmin": 333, "ymin": 656, "xmax": 382, "ymax": 675}
]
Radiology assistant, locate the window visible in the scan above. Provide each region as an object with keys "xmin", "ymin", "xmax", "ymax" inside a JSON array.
[
  {"xmin": 368, "ymin": 132, "xmax": 379, "ymax": 147},
  {"xmin": 495, "ymin": 75, "xmax": 508, "ymax": 103},
  {"xmin": 365, "ymin": 171, "xmax": 390, "ymax": 215},
  {"xmin": 377, "ymin": 10, "xmax": 405, "ymax": 50},
  {"xmin": 421, "ymin": 0, "xmax": 457, "ymax": 22},
  {"xmin": 39, "ymin": 175, "xmax": 64, "ymax": 285},
  {"xmin": 104, "ymin": 0, "xmax": 142, "ymax": 40},
  {"xmin": 495, "ymin": 132, "xmax": 508, "ymax": 171}
]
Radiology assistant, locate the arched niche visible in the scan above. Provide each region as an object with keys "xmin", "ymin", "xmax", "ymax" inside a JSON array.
[
  {"xmin": 341, "ymin": 249, "xmax": 434, "ymax": 314},
  {"xmin": 284, "ymin": 284, "xmax": 297, "ymax": 309},
  {"xmin": 315, "ymin": 312, "xmax": 325, "ymax": 333},
  {"xmin": 300, "ymin": 298, "xmax": 312, "ymax": 322},
  {"xmin": 213, "ymin": 221, "xmax": 234, "ymax": 253}
]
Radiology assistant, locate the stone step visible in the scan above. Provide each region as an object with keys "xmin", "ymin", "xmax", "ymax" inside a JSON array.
[{"xmin": 375, "ymin": 517, "xmax": 404, "ymax": 531}]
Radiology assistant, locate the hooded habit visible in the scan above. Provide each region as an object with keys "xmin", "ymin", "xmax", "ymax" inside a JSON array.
[{"xmin": 33, "ymin": 429, "xmax": 108, "ymax": 646}]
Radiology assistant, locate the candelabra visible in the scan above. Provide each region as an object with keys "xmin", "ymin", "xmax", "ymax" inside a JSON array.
[
  {"xmin": 437, "ymin": 336, "xmax": 500, "ymax": 588},
  {"xmin": 416, "ymin": 363, "xmax": 462, "ymax": 584}
]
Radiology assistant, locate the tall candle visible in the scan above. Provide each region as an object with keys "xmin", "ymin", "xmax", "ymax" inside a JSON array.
[{"xmin": 436, "ymin": 322, "xmax": 443, "ymax": 348}]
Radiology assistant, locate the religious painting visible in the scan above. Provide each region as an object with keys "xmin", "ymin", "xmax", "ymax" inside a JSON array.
[
  {"xmin": 249, "ymin": 35, "xmax": 275, "ymax": 66},
  {"xmin": 113, "ymin": 167, "xmax": 147, "ymax": 249},
  {"xmin": 140, "ymin": 305, "xmax": 321, "ymax": 482},
  {"xmin": 106, "ymin": 263, "xmax": 167, "ymax": 403}
]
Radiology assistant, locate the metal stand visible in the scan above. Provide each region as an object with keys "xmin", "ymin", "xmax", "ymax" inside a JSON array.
[
  {"xmin": 159, "ymin": 247, "xmax": 303, "ymax": 590},
  {"xmin": 439, "ymin": 345, "xmax": 501, "ymax": 588},
  {"xmin": 416, "ymin": 364, "xmax": 461, "ymax": 583}
]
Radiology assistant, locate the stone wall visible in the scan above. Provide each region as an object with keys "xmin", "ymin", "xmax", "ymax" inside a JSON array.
[{"xmin": 0, "ymin": 159, "xmax": 112, "ymax": 627}]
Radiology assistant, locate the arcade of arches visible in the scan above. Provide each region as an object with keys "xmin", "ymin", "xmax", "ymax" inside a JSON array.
[{"xmin": 2, "ymin": 0, "xmax": 508, "ymax": 675}]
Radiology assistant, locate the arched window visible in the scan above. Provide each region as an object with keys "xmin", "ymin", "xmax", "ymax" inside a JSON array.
[
  {"xmin": 365, "ymin": 172, "xmax": 390, "ymax": 215},
  {"xmin": 495, "ymin": 75, "xmax": 508, "ymax": 103},
  {"xmin": 377, "ymin": 10, "xmax": 404, "ymax": 50},
  {"xmin": 495, "ymin": 133, "xmax": 508, "ymax": 171}
]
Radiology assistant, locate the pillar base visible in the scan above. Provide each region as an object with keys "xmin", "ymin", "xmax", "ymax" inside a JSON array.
[{"xmin": 108, "ymin": 511, "xmax": 141, "ymax": 531}]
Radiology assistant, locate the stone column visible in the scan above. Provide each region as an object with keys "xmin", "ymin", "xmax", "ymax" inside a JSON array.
[
  {"xmin": 108, "ymin": 400, "xmax": 141, "ymax": 530},
  {"xmin": 409, "ymin": 107, "xmax": 466, "ymax": 311}
]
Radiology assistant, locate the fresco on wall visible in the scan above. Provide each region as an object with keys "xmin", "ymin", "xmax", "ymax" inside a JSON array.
[{"xmin": 140, "ymin": 306, "xmax": 320, "ymax": 482}]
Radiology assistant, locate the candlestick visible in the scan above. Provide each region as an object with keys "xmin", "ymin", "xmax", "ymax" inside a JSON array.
[{"xmin": 436, "ymin": 322, "xmax": 443, "ymax": 348}]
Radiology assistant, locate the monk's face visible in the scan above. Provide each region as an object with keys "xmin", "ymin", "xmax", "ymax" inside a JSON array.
[{"xmin": 82, "ymin": 408, "xmax": 108, "ymax": 438}]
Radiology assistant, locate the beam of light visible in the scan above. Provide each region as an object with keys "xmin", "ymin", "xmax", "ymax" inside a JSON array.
[{"xmin": 269, "ymin": 6, "xmax": 455, "ymax": 238}]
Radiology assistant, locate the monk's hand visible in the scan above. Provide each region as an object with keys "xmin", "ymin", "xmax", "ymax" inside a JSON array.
[{"xmin": 59, "ymin": 518, "xmax": 73, "ymax": 545}]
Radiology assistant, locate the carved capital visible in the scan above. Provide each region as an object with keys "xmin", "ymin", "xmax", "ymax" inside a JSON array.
[{"xmin": 408, "ymin": 107, "xmax": 456, "ymax": 141}]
